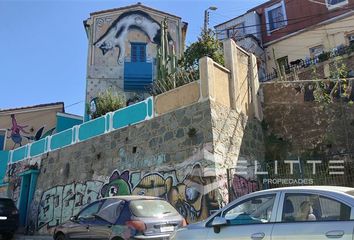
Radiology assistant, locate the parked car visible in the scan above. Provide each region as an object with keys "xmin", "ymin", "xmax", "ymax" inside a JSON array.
[
  {"xmin": 54, "ymin": 195, "xmax": 186, "ymax": 240},
  {"xmin": 172, "ymin": 186, "xmax": 354, "ymax": 240},
  {"xmin": 0, "ymin": 198, "xmax": 19, "ymax": 240}
]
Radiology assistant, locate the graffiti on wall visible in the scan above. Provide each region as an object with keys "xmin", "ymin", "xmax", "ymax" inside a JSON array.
[
  {"xmin": 231, "ymin": 175, "xmax": 259, "ymax": 200},
  {"xmin": 94, "ymin": 10, "xmax": 172, "ymax": 64},
  {"xmin": 7, "ymin": 114, "xmax": 55, "ymax": 149},
  {"xmin": 37, "ymin": 163, "xmax": 221, "ymax": 229},
  {"xmin": 37, "ymin": 181, "xmax": 104, "ymax": 229},
  {"xmin": 100, "ymin": 163, "xmax": 219, "ymax": 223},
  {"xmin": 8, "ymin": 114, "xmax": 29, "ymax": 149}
]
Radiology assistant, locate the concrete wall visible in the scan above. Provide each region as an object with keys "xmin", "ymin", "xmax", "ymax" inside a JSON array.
[
  {"xmin": 0, "ymin": 103, "xmax": 63, "ymax": 151},
  {"xmin": 154, "ymin": 81, "xmax": 201, "ymax": 115}
]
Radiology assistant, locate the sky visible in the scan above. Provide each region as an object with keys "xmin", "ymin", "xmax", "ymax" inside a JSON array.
[{"xmin": 0, "ymin": 0, "xmax": 265, "ymax": 116}]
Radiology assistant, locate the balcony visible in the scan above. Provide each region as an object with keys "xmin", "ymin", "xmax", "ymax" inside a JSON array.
[{"xmin": 124, "ymin": 58, "xmax": 153, "ymax": 91}]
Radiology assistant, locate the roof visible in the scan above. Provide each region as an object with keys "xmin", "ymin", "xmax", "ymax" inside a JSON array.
[
  {"xmin": 258, "ymin": 185, "xmax": 354, "ymax": 194},
  {"xmin": 0, "ymin": 102, "xmax": 64, "ymax": 114},
  {"xmin": 89, "ymin": 3, "xmax": 181, "ymax": 20},
  {"xmin": 214, "ymin": 10, "xmax": 259, "ymax": 28}
]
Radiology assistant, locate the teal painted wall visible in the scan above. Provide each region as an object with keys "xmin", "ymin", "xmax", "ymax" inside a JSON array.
[{"xmin": 56, "ymin": 114, "xmax": 83, "ymax": 133}]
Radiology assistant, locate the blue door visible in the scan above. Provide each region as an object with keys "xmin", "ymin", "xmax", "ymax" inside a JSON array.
[{"xmin": 18, "ymin": 170, "xmax": 39, "ymax": 227}]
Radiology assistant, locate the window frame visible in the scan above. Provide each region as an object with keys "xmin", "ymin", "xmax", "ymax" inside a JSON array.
[
  {"xmin": 277, "ymin": 192, "xmax": 352, "ymax": 223},
  {"xmin": 326, "ymin": 0, "xmax": 348, "ymax": 10},
  {"xmin": 77, "ymin": 200, "xmax": 104, "ymax": 221},
  {"xmin": 130, "ymin": 42, "xmax": 147, "ymax": 63},
  {"xmin": 265, "ymin": 0, "xmax": 288, "ymax": 35},
  {"xmin": 309, "ymin": 44, "xmax": 325, "ymax": 58},
  {"xmin": 218, "ymin": 193, "xmax": 277, "ymax": 226}
]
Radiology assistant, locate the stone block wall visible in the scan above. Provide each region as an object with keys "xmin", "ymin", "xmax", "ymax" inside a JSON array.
[
  {"xmin": 262, "ymin": 82, "xmax": 354, "ymax": 157},
  {"xmin": 3, "ymin": 39, "xmax": 265, "ymax": 235}
]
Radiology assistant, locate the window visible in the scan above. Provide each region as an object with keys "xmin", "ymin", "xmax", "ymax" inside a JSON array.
[
  {"xmin": 281, "ymin": 193, "xmax": 351, "ymax": 222},
  {"xmin": 326, "ymin": 0, "xmax": 348, "ymax": 9},
  {"xmin": 309, "ymin": 45, "xmax": 324, "ymax": 58},
  {"xmin": 277, "ymin": 56, "xmax": 289, "ymax": 70},
  {"xmin": 223, "ymin": 194, "xmax": 276, "ymax": 225},
  {"xmin": 131, "ymin": 42, "xmax": 146, "ymax": 62},
  {"xmin": 347, "ymin": 33, "xmax": 354, "ymax": 45},
  {"xmin": 77, "ymin": 201, "xmax": 102, "ymax": 220},
  {"xmin": 265, "ymin": 1, "xmax": 287, "ymax": 34},
  {"xmin": 95, "ymin": 199, "xmax": 124, "ymax": 224}
]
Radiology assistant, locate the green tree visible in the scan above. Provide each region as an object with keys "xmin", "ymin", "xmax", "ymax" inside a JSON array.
[
  {"xmin": 182, "ymin": 29, "xmax": 224, "ymax": 71},
  {"xmin": 88, "ymin": 89, "xmax": 125, "ymax": 119}
]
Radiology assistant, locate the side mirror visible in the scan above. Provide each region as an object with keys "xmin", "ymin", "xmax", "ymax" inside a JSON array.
[{"xmin": 211, "ymin": 217, "xmax": 227, "ymax": 233}]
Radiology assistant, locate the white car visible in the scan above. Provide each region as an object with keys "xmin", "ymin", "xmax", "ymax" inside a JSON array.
[{"xmin": 172, "ymin": 186, "xmax": 354, "ymax": 240}]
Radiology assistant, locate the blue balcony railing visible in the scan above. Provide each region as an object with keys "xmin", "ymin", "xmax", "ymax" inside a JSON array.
[{"xmin": 124, "ymin": 60, "xmax": 153, "ymax": 91}]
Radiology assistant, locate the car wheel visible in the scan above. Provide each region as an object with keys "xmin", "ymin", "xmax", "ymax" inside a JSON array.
[
  {"xmin": 54, "ymin": 233, "xmax": 66, "ymax": 240},
  {"xmin": 2, "ymin": 233, "xmax": 14, "ymax": 240}
]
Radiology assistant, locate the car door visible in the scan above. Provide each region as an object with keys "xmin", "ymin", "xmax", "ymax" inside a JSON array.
[
  {"xmin": 88, "ymin": 199, "xmax": 125, "ymax": 240},
  {"xmin": 271, "ymin": 191, "xmax": 354, "ymax": 240},
  {"xmin": 206, "ymin": 193, "xmax": 278, "ymax": 240},
  {"xmin": 67, "ymin": 201, "xmax": 103, "ymax": 240}
]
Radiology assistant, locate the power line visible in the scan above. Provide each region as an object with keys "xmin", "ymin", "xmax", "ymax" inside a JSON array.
[
  {"xmin": 213, "ymin": 3, "xmax": 354, "ymax": 32},
  {"xmin": 216, "ymin": 18, "xmax": 354, "ymax": 42}
]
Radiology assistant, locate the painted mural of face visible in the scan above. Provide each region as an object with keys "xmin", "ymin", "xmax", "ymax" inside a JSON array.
[
  {"xmin": 132, "ymin": 173, "xmax": 172, "ymax": 198},
  {"xmin": 101, "ymin": 170, "xmax": 131, "ymax": 197},
  {"xmin": 94, "ymin": 10, "xmax": 161, "ymax": 64}
]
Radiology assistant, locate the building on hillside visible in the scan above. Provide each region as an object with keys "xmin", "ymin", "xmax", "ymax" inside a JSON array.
[
  {"xmin": 83, "ymin": 3, "xmax": 188, "ymax": 120},
  {"xmin": 0, "ymin": 102, "xmax": 64, "ymax": 151},
  {"xmin": 215, "ymin": 0, "xmax": 354, "ymax": 81},
  {"xmin": 214, "ymin": 11, "xmax": 267, "ymax": 79}
]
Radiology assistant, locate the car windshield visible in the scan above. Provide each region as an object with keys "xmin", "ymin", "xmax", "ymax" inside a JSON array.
[
  {"xmin": 130, "ymin": 199, "xmax": 179, "ymax": 218},
  {"xmin": 0, "ymin": 199, "xmax": 15, "ymax": 208}
]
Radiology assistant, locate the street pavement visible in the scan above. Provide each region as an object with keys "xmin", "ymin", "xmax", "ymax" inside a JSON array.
[{"xmin": 7, "ymin": 235, "xmax": 52, "ymax": 240}]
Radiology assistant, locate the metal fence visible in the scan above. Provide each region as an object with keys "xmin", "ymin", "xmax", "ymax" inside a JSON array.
[
  {"xmin": 260, "ymin": 43, "xmax": 354, "ymax": 82},
  {"xmin": 227, "ymin": 153, "xmax": 354, "ymax": 202}
]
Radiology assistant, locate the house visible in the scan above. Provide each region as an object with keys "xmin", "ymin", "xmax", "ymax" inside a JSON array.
[
  {"xmin": 83, "ymin": 3, "xmax": 188, "ymax": 120},
  {"xmin": 252, "ymin": 0, "xmax": 354, "ymax": 75},
  {"xmin": 214, "ymin": 11, "xmax": 267, "ymax": 79},
  {"xmin": 216, "ymin": 0, "xmax": 354, "ymax": 80},
  {"xmin": 0, "ymin": 102, "xmax": 64, "ymax": 151}
]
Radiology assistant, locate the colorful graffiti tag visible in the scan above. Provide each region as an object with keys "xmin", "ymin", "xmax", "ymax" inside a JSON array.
[
  {"xmin": 37, "ymin": 163, "xmax": 221, "ymax": 229},
  {"xmin": 231, "ymin": 175, "xmax": 259, "ymax": 199},
  {"xmin": 37, "ymin": 181, "xmax": 103, "ymax": 229}
]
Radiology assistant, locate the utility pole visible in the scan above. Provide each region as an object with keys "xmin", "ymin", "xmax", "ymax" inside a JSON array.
[{"xmin": 204, "ymin": 6, "xmax": 217, "ymax": 33}]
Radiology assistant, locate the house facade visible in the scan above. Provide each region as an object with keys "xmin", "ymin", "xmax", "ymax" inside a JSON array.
[
  {"xmin": 84, "ymin": 3, "xmax": 187, "ymax": 120},
  {"xmin": 216, "ymin": 0, "xmax": 354, "ymax": 79},
  {"xmin": 0, "ymin": 102, "xmax": 64, "ymax": 151},
  {"xmin": 253, "ymin": 0, "xmax": 354, "ymax": 73},
  {"xmin": 215, "ymin": 11, "xmax": 267, "ymax": 79}
]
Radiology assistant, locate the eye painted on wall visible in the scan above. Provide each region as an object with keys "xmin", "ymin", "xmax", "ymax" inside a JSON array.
[
  {"xmin": 137, "ymin": 189, "xmax": 146, "ymax": 195},
  {"xmin": 185, "ymin": 186, "xmax": 200, "ymax": 203}
]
